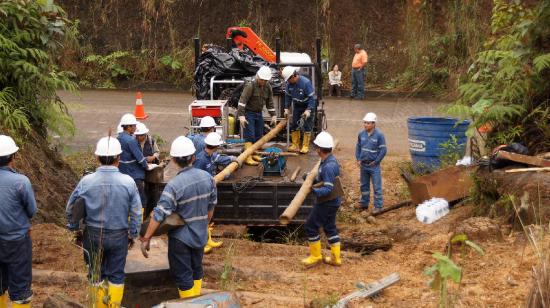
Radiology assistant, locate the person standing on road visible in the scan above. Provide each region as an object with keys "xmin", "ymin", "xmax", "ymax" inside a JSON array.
[
  {"xmin": 237, "ymin": 66, "xmax": 277, "ymax": 166},
  {"xmin": 135, "ymin": 122, "xmax": 160, "ymax": 164},
  {"xmin": 189, "ymin": 116, "xmax": 216, "ymax": 154},
  {"xmin": 351, "ymin": 44, "xmax": 368, "ymax": 100},
  {"xmin": 328, "ymin": 64, "xmax": 342, "ymax": 97},
  {"xmin": 356, "ymin": 112, "xmax": 387, "ymax": 213},
  {"xmin": 302, "ymin": 132, "xmax": 343, "ymax": 267},
  {"xmin": 117, "ymin": 113, "xmax": 150, "ymax": 209},
  {"xmin": 66, "ymin": 136, "xmax": 142, "ymax": 308},
  {"xmin": 282, "ymin": 66, "xmax": 316, "ymax": 154},
  {"xmin": 140, "ymin": 136, "xmax": 217, "ymax": 299},
  {"xmin": 0, "ymin": 135, "xmax": 37, "ymax": 308}
]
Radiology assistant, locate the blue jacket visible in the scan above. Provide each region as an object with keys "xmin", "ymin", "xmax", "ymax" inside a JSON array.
[
  {"xmin": 188, "ymin": 134, "xmax": 206, "ymax": 154},
  {"xmin": 193, "ymin": 150, "xmax": 235, "ymax": 176},
  {"xmin": 118, "ymin": 131, "xmax": 148, "ymax": 180},
  {"xmin": 152, "ymin": 167, "xmax": 217, "ymax": 249},
  {"xmin": 355, "ymin": 128, "xmax": 387, "ymax": 165},
  {"xmin": 66, "ymin": 166, "xmax": 142, "ymax": 238},
  {"xmin": 284, "ymin": 76, "xmax": 316, "ymax": 111},
  {"xmin": 0, "ymin": 167, "xmax": 37, "ymax": 241},
  {"xmin": 312, "ymin": 154, "xmax": 341, "ymax": 207}
]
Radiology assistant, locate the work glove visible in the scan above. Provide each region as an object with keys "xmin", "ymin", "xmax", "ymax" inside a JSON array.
[
  {"xmin": 239, "ymin": 116, "xmax": 248, "ymax": 126},
  {"xmin": 147, "ymin": 163, "xmax": 158, "ymax": 171},
  {"xmin": 231, "ymin": 156, "xmax": 242, "ymax": 168},
  {"xmin": 153, "ymin": 152, "xmax": 160, "ymax": 159},
  {"xmin": 284, "ymin": 109, "xmax": 290, "ymax": 117},
  {"xmin": 302, "ymin": 110, "xmax": 311, "ymax": 119},
  {"xmin": 270, "ymin": 115, "xmax": 277, "ymax": 126}
]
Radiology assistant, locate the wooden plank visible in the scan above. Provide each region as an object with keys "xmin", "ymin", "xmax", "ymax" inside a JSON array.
[
  {"xmin": 372, "ymin": 200, "xmax": 411, "ymax": 217},
  {"xmin": 505, "ymin": 167, "xmax": 550, "ymax": 173},
  {"xmin": 496, "ymin": 150, "xmax": 550, "ymax": 167},
  {"xmin": 334, "ymin": 272, "xmax": 400, "ymax": 308}
]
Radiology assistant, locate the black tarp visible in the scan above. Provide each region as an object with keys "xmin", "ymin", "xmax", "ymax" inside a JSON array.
[{"xmin": 194, "ymin": 47, "xmax": 283, "ymax": 100}]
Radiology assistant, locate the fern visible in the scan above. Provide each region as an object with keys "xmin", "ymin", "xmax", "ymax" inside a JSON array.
[{"xmin": 533, "ymin": 53, "xmax": 550, "ymax": 73}]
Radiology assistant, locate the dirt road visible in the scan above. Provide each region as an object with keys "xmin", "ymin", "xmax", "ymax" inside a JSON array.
[{"xmin": 58, "ymin": 90, "xmax": 444, "ymax": 157}]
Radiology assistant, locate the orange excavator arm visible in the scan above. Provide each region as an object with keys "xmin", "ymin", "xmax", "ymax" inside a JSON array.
[{"xmin": 226, "ymin": 26, "xmax": 276, "ymax": 63}]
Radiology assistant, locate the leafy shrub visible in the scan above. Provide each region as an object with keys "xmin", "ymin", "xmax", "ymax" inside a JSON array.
[{"xmin": 0, "ymin": 0, "xmax": 77, "ymax": 138}]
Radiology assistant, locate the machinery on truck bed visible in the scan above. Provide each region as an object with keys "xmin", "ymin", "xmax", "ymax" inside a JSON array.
[{"xmin": 146, "ymin": 27, "xmax": 327, "ymax": 226}]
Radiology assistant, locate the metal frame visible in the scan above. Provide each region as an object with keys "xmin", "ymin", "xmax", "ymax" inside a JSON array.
[{"xmin": 188, "ymin": 100, "xmax": 229, "ymax": 140}]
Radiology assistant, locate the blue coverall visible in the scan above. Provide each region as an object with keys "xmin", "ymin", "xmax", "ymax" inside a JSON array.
[
  {"xmin": 284, "ymin": 75, "xmax": 316, "ymax": 132},
  {"xmin": 188, "ymin": 134, "xmax": 206, "ymax": 154},
  {"xmin": 355, "ymin": 128, "xmax": 387, "ymax": 209},
  {"xmin": 304, "ymin": 154, "xmax": 341, "ymax": 245},
  {"xmin": 118, "ymin": 131, "xmax": 148, "ymax": 207},
  {"xmin": 193, "ymin": 150, "xmax": 235, "ymax": 176},
  {"xmin": 66, "ymin": 166, "xmax": 142, "ymax": 284},
  {"xmin": 152, "ymin": 166, "xmax": 217, "ymax": 292},
  {"xmin": 0, "ymin": 166, "xmax": 37, "ymax": 303}
]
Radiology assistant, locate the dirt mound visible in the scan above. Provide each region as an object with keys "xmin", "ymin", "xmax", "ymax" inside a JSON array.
[
  {"xmin": 16, "ymin": 133, "xmax": 78, "ymax": 225},
  {"xmin": 453, "ymin": 217, "xmax": 503, "ymax": 242}
]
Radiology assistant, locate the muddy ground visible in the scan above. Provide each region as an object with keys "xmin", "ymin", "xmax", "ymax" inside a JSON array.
[{"xmin": 30, "ymin": 156, "xmax": 542, "ymax": 307}]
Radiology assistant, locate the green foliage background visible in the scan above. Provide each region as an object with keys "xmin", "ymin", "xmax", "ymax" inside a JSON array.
[
  {"xmin": 446, "ymin": 0, "xmax": 550, "ymax": 153},
  {"xmin": 0, "ymin": 0, "xmax": 77, "ymax": 140}
]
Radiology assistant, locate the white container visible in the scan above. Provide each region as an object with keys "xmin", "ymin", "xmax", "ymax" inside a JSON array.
[{"xmin": 416, "ymin": 198, "xmax": 449, "ymax": 224}]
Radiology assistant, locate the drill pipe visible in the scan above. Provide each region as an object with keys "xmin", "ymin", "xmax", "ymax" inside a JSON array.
[
  {"xmin": 279, "ymin": 139, "xmax": 339, "ymax": 225},
  {"xmin": 214, "ymin": 119, "xmax": 287, "ymax": 183}
]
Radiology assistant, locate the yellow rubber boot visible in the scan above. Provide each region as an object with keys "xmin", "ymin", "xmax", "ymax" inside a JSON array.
[
  {"xmin": 300, "ymin": 133, "xmax": 311, "ymax": 154},
  {"xmin": 207, "ymin": 225, "xmax": 223, "ymax": 248},
  {"xmin": 179, "ymin": 288, "xmax": 195, "ymax": 298},
  {"xmin": 0, "ymin": 293, "xmax": 7, "ymax": 308},
  {"xmin": 301, "ymin": 240, "xmax": 322, "ymax": 267},
  {"xmin": 244, "ymin": 142, "xmax": 259, "ymax": 166},
  {"xmin": 288, "ymin": 131, "xmax": 301, "ymax": 152},
  {"xmin": 192, "ymin": 279, "xmax": 203, "ymax": 296},
  {"xmin": 107, "ymin": 283, "xmax": 124, "ymax": 308},
  {"xmin": 96, "ymin": 282, "xmax": 108, "ymax": 308},
  {"xmin": 324, "ymin": 242, "xmax": 342, "ymax": 266},
  {"xmin": 12, "ymin": 303, "xmax": 30, "ymax": 308}
]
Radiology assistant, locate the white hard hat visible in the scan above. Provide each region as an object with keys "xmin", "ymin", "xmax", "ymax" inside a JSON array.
[
  {"xmin": 199, "ymin": 116, "xmax": 216, "ymax": 128},
  {"xmin": 135, "ymin": 122, "xmax": 149, "ymax": 135},
  {"xmin": 120, "ymin": 113, "xmax": 138, "ymax": 126},
  {"xmin": 94, "ymin": 136, "xmax": 122, "ymax": 156},
  {"xmin": 170, "ymin": 136, "xmax": 196, "ymax": 157},
  {"xmin": 281, "ymin": 66, "xmax": 297, "ymax": 82},
  {"xmin": 0, "ymin": 135, "xmax": 19, "ymax": 156},
  {"xmin": 363, "ymin": 112, "xmax": 377, "ymax": 122},
  {"xmin": 116, "ymin": 122, "xmax": 123, "ymax": 134},
  {"xmin": 204, "ymin": 132, "xmax": 224, "ymax": 146},
  {"xmin": 257, "ymin": 66, "xmax": 272, "ymax": 81},
  {"xmin": 313, "ymin": 131, "xmax": 334, "ymax": 148}
]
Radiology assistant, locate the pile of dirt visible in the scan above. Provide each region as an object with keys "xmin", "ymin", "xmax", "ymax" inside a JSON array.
[{"xmin": 16, "ymin": 133, "xmax": 78, "ymax": 225}]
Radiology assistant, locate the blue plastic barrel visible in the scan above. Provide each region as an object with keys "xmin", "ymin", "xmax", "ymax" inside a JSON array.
[{"xmin": 407, "ymin": 117, "xmax": 470, "ymax": 173}]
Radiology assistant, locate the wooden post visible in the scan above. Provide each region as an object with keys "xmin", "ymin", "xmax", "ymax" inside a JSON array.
[
  {"xmin": 290, "ymin": 166, "xmax": 301, "ymax": 182},
  {"xmin": 214, "ymin": 120, "xmax": 287, "ymax": 183},
  {"xmin": 279, "ymin": 140, "xmax": 339, "ymax": 225}
]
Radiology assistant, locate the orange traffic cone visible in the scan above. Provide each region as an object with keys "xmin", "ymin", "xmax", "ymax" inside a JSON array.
[{"xmin": 134, "ymin": 91, "xmax": 148, "ymax": 120}]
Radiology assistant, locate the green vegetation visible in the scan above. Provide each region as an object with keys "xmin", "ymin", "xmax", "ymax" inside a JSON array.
[
  {"xmin": 446, "ymin": 0, "xmax": 550, "ymax": 153},
  {"xmin": 0, "ymin": 0, "xmax": 77, "ymax": 139},
  {"xmin": 393, "ymin": 0, "xmax": 489, "ymax": 94},
  {"xmin": 424, "ymin": 234, "xmax": 484, "ymax": 307}
]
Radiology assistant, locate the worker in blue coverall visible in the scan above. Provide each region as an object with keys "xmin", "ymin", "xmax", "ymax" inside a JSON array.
[
  {"xmin": 140, "ymin": 136, "xmax": 217, "ymax": 299},
  {"xmin": 193, "ymin": 132, "xmax": 237, "ymax": 254},
  {"xmin": 302, "ymin": 131, "xmax": 342, "ymax": 267},
  {"xmin": 0, "ymin": 135, "xmax": 37, "ymax": 308},
  {"xmin": 188, "ymin": 116, "xmax": 216, "ymax": 153},
  {"xmin": 281, "ymin": 66, "xmax": 316, "ymax": 154},
  {"xmin": 66, "ymin": 136, "xmax": 142, "ymax": 308},
  {"xmin": 117, "ymin": 113, "xmax": 150, "ymax": 209},
  {"xmin": 356, "ymin": 112, "xmax": 387, "ymax": 213}
]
